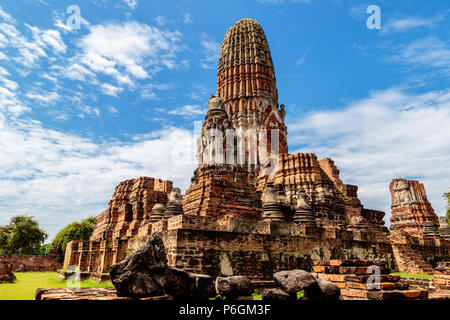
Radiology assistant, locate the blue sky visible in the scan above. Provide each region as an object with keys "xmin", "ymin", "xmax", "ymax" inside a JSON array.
[{"xmin": 0, "ymin": 0, "xmax": 449, "ymax": 240}]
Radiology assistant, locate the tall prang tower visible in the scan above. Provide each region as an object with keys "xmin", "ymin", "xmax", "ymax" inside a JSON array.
[
  {"xmin": 216, "ymin": 18, "xmax": 289, "ymax": 177},
  {"xmin": 182, "ymin": 18, "xmax": 292, "ymax": 219}
]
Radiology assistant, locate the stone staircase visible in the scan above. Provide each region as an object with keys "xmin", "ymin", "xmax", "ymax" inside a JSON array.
[{"xmin": 392, "ymin": 245, "xmax": 434, "ymax": 274}]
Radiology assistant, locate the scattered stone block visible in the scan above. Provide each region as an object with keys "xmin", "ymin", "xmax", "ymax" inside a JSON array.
[
  {"xmin": 273, "ymin": 269, "xmax": 319, "ymax": 297},
  {"xmin": 262, "ymin": 288, "xmax": 292, "ymax": 301},
  {"xmin": 215, "ymin": 276, "xmax": 253, "ymax": 299},
  {"xmin": 34, "ymin": 288, "xmax": 172, "ymax": 300}
]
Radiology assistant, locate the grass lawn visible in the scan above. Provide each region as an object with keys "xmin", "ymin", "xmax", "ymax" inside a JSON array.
[
  {"xmin": 251, "ymin": 289, "xmax": 304, "ymax": 300},
  {"xmin": 390, "ymin": 272, "xmax": 434, "ymax": 279},
  {"xmin": 0, "ymin": 272, "xmax": 113, "ymax": 300}
]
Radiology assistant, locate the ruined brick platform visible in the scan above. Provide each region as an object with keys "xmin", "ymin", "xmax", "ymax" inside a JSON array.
[
  {"xmin": 34, "ymin": 288, "xmax": 172, "ymax": 300},
  {"xmin": 313, "ymin": 260, "xmax": 428, "ymax": 300}
]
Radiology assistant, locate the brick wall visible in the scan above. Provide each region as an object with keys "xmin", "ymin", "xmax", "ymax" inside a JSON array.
[
  {"xmin": 391, "ymin": 234, "xmax": 450, "ymax": 274},
  {"xmin": 0, "ymin": 254, "xmax": 61, "ymax": 272},
  {"xmin": 433, "ymin": 274, "xmax": 450, "ymax": 292},
  {"xmin": 163, "ymin": 229, "xmax": 396, "ymax": 280},
  {"xmin": 399, "ymin": 275, "xmax": 450, "ymax": 295},
  {"xmin": 399, "ymin": 277, "xmax": 435, "ymax": 292}
]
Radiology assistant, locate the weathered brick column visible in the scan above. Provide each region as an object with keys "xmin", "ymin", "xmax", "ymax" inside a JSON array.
[{"xmin": 87, "ymin": 241, "xmax": 100, "ymax": 272}]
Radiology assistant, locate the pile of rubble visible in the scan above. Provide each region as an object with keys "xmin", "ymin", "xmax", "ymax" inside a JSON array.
[{"xmin": 0, "ymin": 260, "xmax": 15, "ymax": 283}]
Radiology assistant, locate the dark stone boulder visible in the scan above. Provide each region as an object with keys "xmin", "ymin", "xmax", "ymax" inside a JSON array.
[
  {"xmin": 160, "ymin": 267, "xmax": 195, "ymax": 298},
  {"xmin": 110, "ymin": 232, "xmax": 194, "ymax": 298},
  {"xmin": 317, "ymin": 279, "xmax": 341, "ymax": 300},
  {"xmin": 215, "ymin": 276, "xmax": 253, "ymax": 299},
  {"xmin": 273, "ymin": 269, "xmax": 319, "ymax": 297},
  {"xmin": 190, "ymin": 273, "xmax": 215, "ymax": 300},
  {"xmin": 262, "ymin": 288, "xmax": 292, "ymax": 301},
  {"xmin": 305, "ymin": 278, "xmax": 341, "ymax": 300}
]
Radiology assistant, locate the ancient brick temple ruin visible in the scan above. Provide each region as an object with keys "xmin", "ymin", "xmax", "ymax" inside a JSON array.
[
  {"xmin": 64, "ymin": 18, "xmax": 449, "ymax": 282},
  {"xmin": 389, "ymin": 178, "xmax": 449, "ymax": 274}
]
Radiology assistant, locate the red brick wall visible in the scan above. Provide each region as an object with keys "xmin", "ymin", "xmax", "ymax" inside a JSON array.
[
  {"xmin": 0, "ymin": 254, "xmax": 61, "ymax": 272},
  {"xmin": 165, "ymin": 229, "xmax": 396, "ymax": 280}
]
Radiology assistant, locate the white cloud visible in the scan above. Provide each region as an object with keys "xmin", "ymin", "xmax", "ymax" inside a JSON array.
[
  {"xmin": 397, "ymin": 37, "xmax": 450, "ymax": 71},
  {"xmin": 100, "ymin": 83, "xmax": 123, "ymax": 97},
  {"xmin": 168, "ymin": 104, "xmax": 206, "ymax": 116},
  {"xmin": 0, "ymin": 5, "xmax": 16, "ymax": 24},
  {"xmin": 382, "ymin": 17, "xmax": 434, "ymax": 34},
  {"xmin": 140, "ymin": 82, "xmax": 172, "ymax": 100},
  {"xmin": 108, "ymin": 106, "xmax": 118, "ymax": 114},
  {"xmin": 53, "ymin": 18, "xmax": 73, "ymax": 33},
  {"xmin": 56, "ymin": 62, "xmax": 95, "ymax": 82},
  {"xmin": 0, "ymin": 67, "xmax": 18, "ymax": 91},
  {"xmin": 25, "ymin": 91, "xmax": 60, "ymax": 105},
  {"xmin": 0, "ymin": 32, "xmax": 8, "ymax": 48},
  {"xmin": 296, "ymin": 52, "xmax": 307, "ymax": 67},
  {"xmin": 25, "ymin": 23, "xmax": 66, "ymax": 54},
  {"xmin": 0, "ymin": 86, "xmax": 30, "ymax": 116},
  {"xmin": 0, "ymin": 11, "xmax": 67, "ymax": 69},
  {"xmin": 155, "ymin": 16, "xmax": 167, "ymax": 26},
  {"xmin": 287, "ymin": 87, "xmax": 450, "ymax": 222},
  {"xmin": 200, "ymin": 36, "xmax": 220, "ymax": 69},
  {"xmin": 0, "ymin": 116, "xmax": 196, "ymax": 239},
  {"xmin": 53, "ymin": 12, "xmax": 89, "ymax": 34},
  {"xmin": 123, "ymin": 0, "xmax": 138, "ymax": 9},
  {"xmin": 79, "ymin": 105, "xmax": 100, "ymax": 117},
  {"xmin": 183, "ymin": 14, "xmax": 192, "ymax": 24},
  {"xmin": 72, "ymin": 21, "xmax": 182, "ymax": 84},
  {"xmin": 188, "ymin": 84, "xmax": 212, "ymax": 101},
  {"xmin": 0, "ymin": 22, "xmax": 47, "ymax": 68},
  {"xmin": 40, "ymin": 73, "xmax": 57, "ymax": 83}
]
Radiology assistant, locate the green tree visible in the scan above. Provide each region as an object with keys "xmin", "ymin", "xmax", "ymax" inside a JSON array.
[
  {"xmin": 0, "ymin": 215, "xmax": 48, "ymax": 254},
  {"xmin": 444, "ymin": 192, "xmax": 450, "ymax": 224},
  {"xmin": 51, "ymin": 217, "xmax": 96, "ymax": 254}
]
